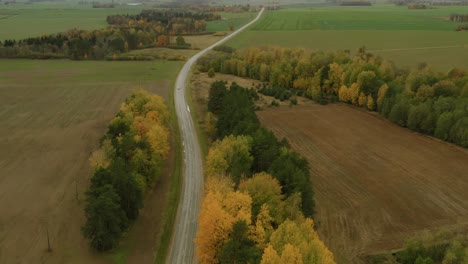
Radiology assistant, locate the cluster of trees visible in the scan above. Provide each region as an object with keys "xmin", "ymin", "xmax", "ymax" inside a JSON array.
[
  {"xmin": 207, "ymin": 81, "xmax": 315, "ymax": 216},
  {"xmin": 407, "ymin": 3, "xmax": 428, "ymax": 9},
  {"xmin": 339, "ymin": 1, "xmax": 372, "ymax": 6},
  {"xmin": 106, "ymin": 10, "xmax": 218, "ymax": 35},
  {"xmin": 196, "ymin": 175, "xmax": 335, "ymax": 264},
  {"xmin": 157, "ymin": 3, "xmax": 253, "ymax": 13},
  {"xmin": 450, "ymin": 14, "xmax": 468, "ymax": 22},
  {"xmin": 0, "ymin": 9, "xmax": 217, "ymax": 60},
  {"xmin": 199, "ymin": 47, "xmax": 468, "ymax": 148},
  {"xmin": 92, "ymin": 3, "xmax": 115, "ymax": 8},
  {"xmin": 195, "ymin": 81, "xmax": 327, "ymax": 263},
  {"xmin": 83, "ymin": 89, "xmax": 170, "ymax": 251},
  {"xmin": 370, "ymin": 233, "xmax": 468, "ymax": 264}
]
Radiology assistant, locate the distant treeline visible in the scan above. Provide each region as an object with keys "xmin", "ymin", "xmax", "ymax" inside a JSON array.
[
  {"xmin": 158, "ymin": 2, "xmax": 253, "ymax": 12},
  {"xmin": 340, "ymin": 1, "xmax": 372, "ymax": 6},
  {"xmin": 83, "ymin": 90, "xmax": 170, "ymax": 251},
  {"xmin": 0, "ymin": 9, "xmax": 218, "ymax": 60},
  {"xmin": 92, "ymin": 3, "xmax": 115, "ymax": 8},
  {"xmin": 199, "ymin": 47, "xmax": 468, "ymax": 148},
  {"xmin": 432, "ymin": 1, "xmax": 468, "ymax": 6},
  {"xmin": 450, "ymin": 13, "xmax": 468, "ymax": 22},
  {"xmin": 407, "ymin": 3, "xmax": 428, "ymax": 9}
]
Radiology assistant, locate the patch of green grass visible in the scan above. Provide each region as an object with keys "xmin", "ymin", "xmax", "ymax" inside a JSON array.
[
  {"xmin": 252, "ymin": 4, "xmax": 468, "ymax": 31},
  {"xmin": 108, "ymin": 247, "xmax": 130, "ymax": 264},
  {"xmin": 207, "ymin": 11, "xmax": 257, "ymax": 32},
  {"xmin": 153, "ymin": 75, "xmax": 183, "ymax": 264},
  {"xmin": 0, "ymin": 2, "xmax": 144, "ymax": 40},
  {"xmin": 187, "ymin": 72, "xmax": 210, "ymax": 157}
]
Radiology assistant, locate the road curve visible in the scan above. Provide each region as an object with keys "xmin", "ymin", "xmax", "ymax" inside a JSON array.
[{"xmin": 167, "ymin": 8, "xmax": 265, "ymax": 264}]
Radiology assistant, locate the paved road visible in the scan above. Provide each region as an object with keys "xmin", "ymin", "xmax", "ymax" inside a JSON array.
[{"xmin": 167, "ymin": 8, "xmax": 264, "ymax": 264}]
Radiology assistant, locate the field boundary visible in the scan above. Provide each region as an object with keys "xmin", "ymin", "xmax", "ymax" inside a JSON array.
[{"xmin": 370, "ymin": 44, "xmax": 467, "ymax": 52}]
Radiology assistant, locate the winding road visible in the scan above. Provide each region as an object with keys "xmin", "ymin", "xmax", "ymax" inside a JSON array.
[{"xmin": 167, "ymin": 8, "xmax": 264, "ymax": 264}]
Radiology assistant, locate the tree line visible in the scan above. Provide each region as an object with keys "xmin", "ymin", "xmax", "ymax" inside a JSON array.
[
  {"xmin": 369, "ymin": 232, "xmax": 468, "ymax": 264},
  {"xmin": 83, "ymin": 89, "xmax": 170, "ymax": 251},
  {"xmin": 198, "ymin": 47, "xmax": 468, "ymax": 148},
  {"xmin": 194, "ymin": 81, "xmax": 331, "ymax": 264},
  {"xmin": 449, "ymin": 14, "xmax": 468, "ymax": 22},
  {"xmin": 0, "ymin": 9, "xmax": 217, "ymax": 60}
]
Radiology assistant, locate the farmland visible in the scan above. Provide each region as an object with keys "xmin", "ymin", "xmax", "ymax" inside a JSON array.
[
  {"xmin": 206, "ymin": 11, "xmax": 257, "ymax": 32},
  {"xmin": 227, "ymin": 4, "xmax": 468, "ymax": 71},
  {"xmin": 0, "ymin": 59, "xmax": 182, "ymax": 263},
  {"xmin": 257, "ymin": 104, "xmax": 468, "ymax": 263},
  {"xmin": 0, "ymin": 2, "xmax": 144, "ymax": 40}
]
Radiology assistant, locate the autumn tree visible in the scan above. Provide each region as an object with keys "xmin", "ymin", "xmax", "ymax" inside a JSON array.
[
  {"xmin": 205, "ymin": 135, "xmax": 253, "ymax": 185},
  {"xmin": 84, "ymin": 89, "xmax": 170, "ymax": 250},
  {"xmin": 195, "ymin": 177, "xmax": 252, "ymax": 264},
  {"xmin": 250, "ymin": 204, "xmax": 274, "ymax": 251},
  {"xmin": 264, "ymin": 218, "xmax": 335, "ymax": 264},
  {"xmin": 239, "ymin": 172, "xmax": 285, "ymax": 223}
]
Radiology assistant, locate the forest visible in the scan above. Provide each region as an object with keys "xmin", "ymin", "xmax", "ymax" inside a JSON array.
[
  {"xmin": 198, "ymin": 47, "xmax": 468, "ymax": 148},
  {"xmin": 195, "ymin": 81, "xmax": 331, "ymax": 263},
  {"xmin": 83, "ymin": 89, "xmax": 170, "ymax": 251},
  {"xmin": 0, "ymin": 9, "xmax": 218, "ymax": 60}
]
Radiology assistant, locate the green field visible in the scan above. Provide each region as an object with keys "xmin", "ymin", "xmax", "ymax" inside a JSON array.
[
  {"xmin": 227, "ymin": 4, "xmax": 468, "ymax": 71},
  {"xmin": 252, "ymin": 5, "xmax": 467, "ymax": 31},
  {"xmin": 0, "ymin": 2, "xmax": 144, "ymax": 40},
  {"xmin": 206, "ymin": 11, "xmax": 257, "ymax": 32},
  {"xmin": 0, "ymin": 2, "xmax": 257, "ymax": 41}
]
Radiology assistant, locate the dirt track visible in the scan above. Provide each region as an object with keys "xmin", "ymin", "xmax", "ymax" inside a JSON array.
[
  {"xmin": 0, "ymin": 64, "xmax": 175, "ymax": 264},
  {"xmin": 257, "ymin": 104, "xmax": 468, "ymax": 264}
]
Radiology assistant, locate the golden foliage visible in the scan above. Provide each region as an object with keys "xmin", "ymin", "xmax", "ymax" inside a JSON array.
[
  {"xmin": 367, "ymin": 95, "xmax": 375, "ymax": 111},
  {"xmin": 377, "ymin": 83, "xmax": 389, "ymax": 109},
  {"xmin": 205, "ymin": 135, "xmax": 252, "ymax": 178},
  {"xmin": 195, "ymin": 177, "xmax": 252, "ymax": 264},
  {"xmin": 265, "ymin": 218, "xmax": 336, "ymax": 264},
  {"xmin": 250, "ymin": 204, "xmax": 274, "ymax": 251}
]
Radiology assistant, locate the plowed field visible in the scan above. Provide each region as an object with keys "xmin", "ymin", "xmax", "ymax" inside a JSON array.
[{"xmin": 257, "ymin": 104, "xmax": 468, "ymax": 263}]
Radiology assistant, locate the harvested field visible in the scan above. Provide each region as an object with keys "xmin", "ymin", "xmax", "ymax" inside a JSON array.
[
  {"xmin": 257, "ymin": 104, "xmax": 468, "ymax": 263},
  {"xmin": 0, "ymin": 59, "xmax": 181, "ymax": 263}
]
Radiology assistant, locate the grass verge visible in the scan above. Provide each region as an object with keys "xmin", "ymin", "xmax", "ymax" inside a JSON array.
[
  {"xmin": 186, "ymin": 71, "xmax": 210, "ymax": 157},
  {"xmin": 153, "ymin": 79, "xmax": 183, "ymax": 264}
]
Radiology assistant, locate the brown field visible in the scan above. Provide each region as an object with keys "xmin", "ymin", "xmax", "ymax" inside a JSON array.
[
  {"xmin": 257, "ymin": 104, "xmax": 468, "ymax": 263},
  {"xmin": 0, "ymin": 60, "xmax": 181, "ymax": 264}
]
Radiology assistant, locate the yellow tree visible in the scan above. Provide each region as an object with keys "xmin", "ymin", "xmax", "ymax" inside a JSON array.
[
  {"xmin": 261, "ymin": 244, "xmax": 303, "ymax": 264},
  {"xmin": 349, "ymin": 83, "xmax": 360, "ymax": 105},
  {"xmin": 338, "ymin": 85, "xmax": 350, "ymax": 103},
  {"xmin": 377, "ymin": 83, "xmax": 389, "ymax": 109},
  {"xmin": 205, "ymin": 135, "xmax": 252, "ymax": 183},
  {"xmin": 358, "ymin": 92, "xmax": 367, "ymax": 107},
  {"xmin": 261, "ymin": 245, "xmax": 281, "ymax": 264},
  {"xmin": 250, "ymin": 204, "xmax": 274, "ymax": 251},
  {"xmin": 239, "ymin": 172, "xmax": 284, "ymax": 223},
  {"xmin": 146, "ymin": 123, "xmax": 169, "ymax": 159},
  {"xmin": 265, "ymin": 218, "xmax": 335, "ymax": 264},
  {"xmin": 327, "ymin": 62, "xmax": 344, "ymax": 95},
  {"xmin": 195, "ymin": 177, "xmax": 252, "ymax": 264}
]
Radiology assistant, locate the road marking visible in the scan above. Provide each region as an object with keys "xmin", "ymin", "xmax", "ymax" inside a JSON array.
[{"xmin": 187, "ymin": 106, "xmax": 190, "ymax": 113}]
